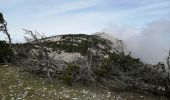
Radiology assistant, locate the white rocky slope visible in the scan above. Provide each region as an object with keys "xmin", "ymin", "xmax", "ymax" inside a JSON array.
[
  {"xmin": 93, "ymin": 32, "xmax": 118, "ymax": 43},
  {"xmin": 43, "ymin": 32, "xmax": 123, "ymax": 63},
  {"xmin": 44, "ymin": 32, "xmax": 119, "ymax": 43},
  {"xmin": 49, "ymin": 51, "xmax": 84, "ymax": 63},
  {"xmin": 94, "ymin": 32, "xmax": 124, "ymax": 53}
]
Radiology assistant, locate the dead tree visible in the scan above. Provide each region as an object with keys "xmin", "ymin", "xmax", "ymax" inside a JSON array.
[
  {"xmin": 116, "ymin": 40, "xmax": 125, "ymax": 55},
  {"xmin": 22, "ymin": 29, "xmax": 63, "ymax": 83},
  {"xmin": 74, "ymin": 55, "xmax": 95, "ymax": 85}
]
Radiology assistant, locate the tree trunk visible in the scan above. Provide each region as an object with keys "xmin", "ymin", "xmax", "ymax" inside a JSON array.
[{"xmin": 1, "ymin": 21, "xmax": 12, "ymax": 48}]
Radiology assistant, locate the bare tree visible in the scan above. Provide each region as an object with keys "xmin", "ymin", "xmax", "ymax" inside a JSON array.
[
  {"xmin": 20, "ymin": 29, "xmax": 66, "ymax": 83},
  {"xmin": 116, "ymin": 40, "xmax": 125, "ymax": 55}
]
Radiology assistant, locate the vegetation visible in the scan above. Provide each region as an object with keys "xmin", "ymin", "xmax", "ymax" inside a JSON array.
[
  {"xmin": 41, "ymin": 34, "xmax": 114, "ymax": 56},
  {"xmin": 1, "ymin": 65, "xmax": 168, "ymax": 100},
  {"xmin": 0, "ymin": 41, "xmax": 13, "ymax": 63},
  {"xmin": 13, "ymin": 33, "xmax": 169, "ymax": 96},
  {"xmin": 1, "ymin": 31, "xmax": 169, "ymax": 98},
  {"xmin": 62, "ymin": 64, "xmax": 80, "ymax": 85}
]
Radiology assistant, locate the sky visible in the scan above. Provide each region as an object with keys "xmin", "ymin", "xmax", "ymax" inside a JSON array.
[{"xmin": 0, "ymin": 0, "xmax": 170, "ymax": 64}]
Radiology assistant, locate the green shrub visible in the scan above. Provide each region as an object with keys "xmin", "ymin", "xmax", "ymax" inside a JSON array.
[
  {"xmin": 0, "ymin": 41, "xmax": 13, "ymax": 63},
  {"xmin": 61, "ymin": 75, "xmax": 72, "ymax": 85},
  {"xmin": 67, "ymin": 64, "xmax": 80, "ymax": 73},
  {"xmin": 62, "ymin": 64, "xmax": 80, "ymax": 85},
  {"xmin": 96, "ymin": 64, "xmax": 109, "ymax": 77}
]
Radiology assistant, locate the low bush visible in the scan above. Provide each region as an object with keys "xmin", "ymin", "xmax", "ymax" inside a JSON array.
[
  {"xmin": 0, "ymin": 41, "xmax": 13, "ymax": 63},
  {"xmin": 62, "ymin": 64, "xmax": 80, "ymax": 85}
]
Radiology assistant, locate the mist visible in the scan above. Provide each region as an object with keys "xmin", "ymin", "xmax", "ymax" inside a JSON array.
[{"xmin": 103, "ymin": 19, "xmax": 170, "ymax": 64}]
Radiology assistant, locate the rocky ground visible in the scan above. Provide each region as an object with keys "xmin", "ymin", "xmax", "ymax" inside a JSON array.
[{"xmin": 0, "ymin": 65, "xmax": 168, "ymax": 100}]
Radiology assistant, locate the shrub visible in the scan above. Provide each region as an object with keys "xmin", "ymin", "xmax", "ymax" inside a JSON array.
[
  {"xmin": 96, "ymin": 64, "xmax": 109, "ymax": 77},
  {"xmin": 62, "ymin": 64, "xmax": 80, "ymax": 85},
  {"xmin": 0, "ymin": 41, "xmax": 13, "ymax": 63}
]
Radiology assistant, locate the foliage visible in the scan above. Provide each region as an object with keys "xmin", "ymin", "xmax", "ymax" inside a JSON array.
[
  {"xmin": 96, "ymin": 64, "xmax": 109, "ymax": 77},
  {"xmin": 62, "ymin": 64, "xmax": 80, "ymax": 85},
  {"xmin": 95, "ymin": 52, "xmax": 141, "ymax": 78},
  {"xmin": 0, "ymin": 40, "xmax": 13, "ymax": 63},
  {"xmin": 14, "ymin": 43, "xmax": 34, "ymax": 59},
  {"xmin": 40, "ymin": 34, "xmax": 114, "ymax": 56}
]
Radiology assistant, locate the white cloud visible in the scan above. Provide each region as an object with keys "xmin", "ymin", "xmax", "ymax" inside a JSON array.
[
  {"xmin": 103, "ymin": 25, "xmax": 140, "ymax": 40},
  {"xmin": 103, "ymin": 19, "xmax": 170, "ymax": 64}
]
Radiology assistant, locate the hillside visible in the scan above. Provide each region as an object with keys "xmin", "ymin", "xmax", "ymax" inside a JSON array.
[
  {"xmin": 11, "ymin": 32, "xmax": 170, "ymax": 98},
  {"xmin": 16, "ymin": 32, "xmax": 128, "ymax": 62},
  {"xmin": 0, "ymin": 65, "xmax": 168, "ymax": 100}
]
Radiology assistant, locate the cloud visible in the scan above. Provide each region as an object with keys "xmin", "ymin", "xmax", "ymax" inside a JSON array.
[{"xmin": 103, "ymin": 19, "xmax": 170, "ymax": 64}]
